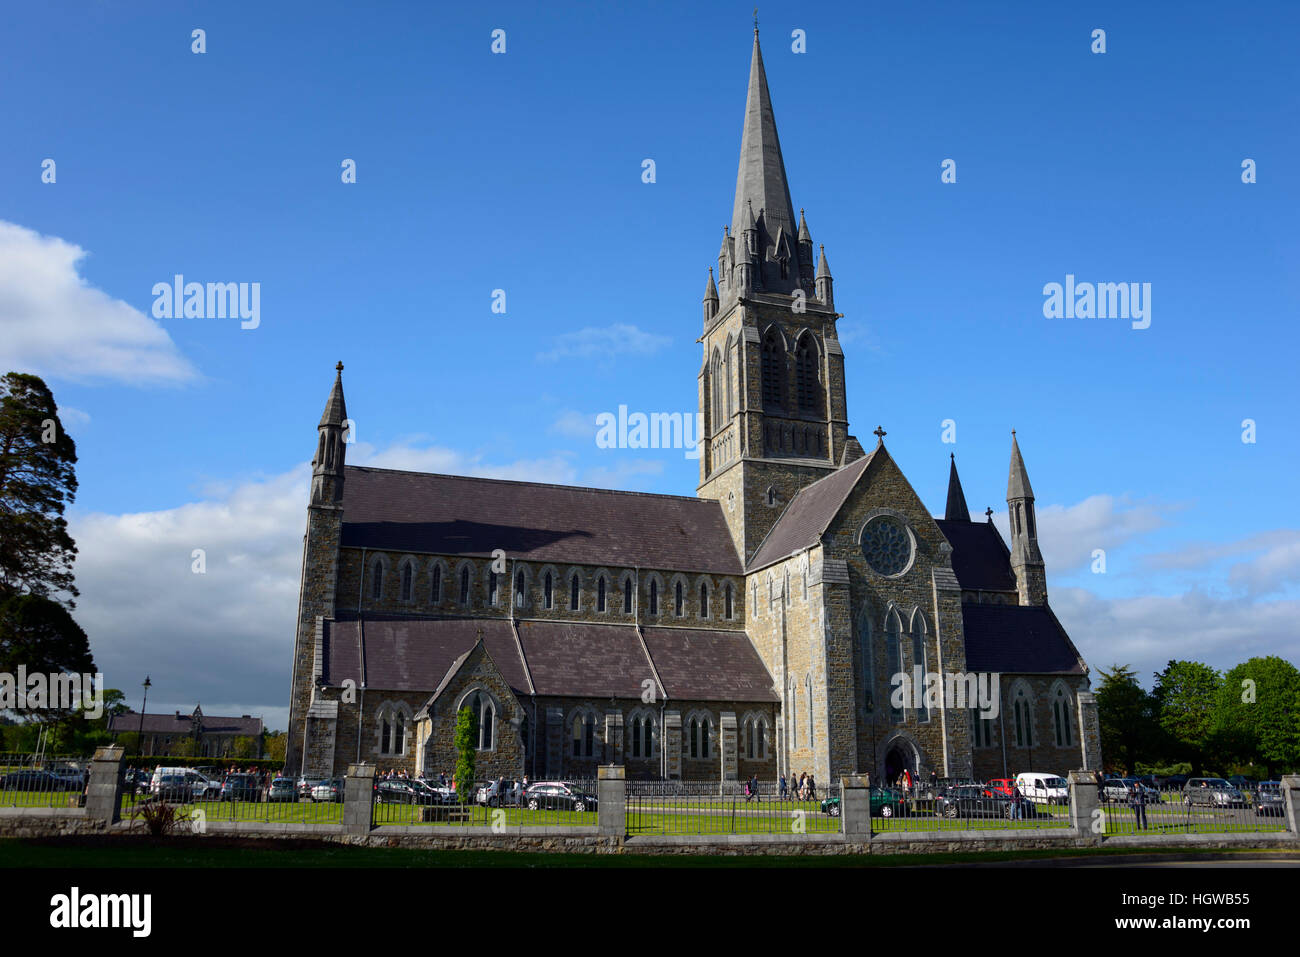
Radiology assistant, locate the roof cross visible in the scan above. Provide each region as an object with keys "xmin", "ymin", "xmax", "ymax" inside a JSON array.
[{"xmin": 872, "ymin": 425, "xmax": 886, "ymax": 443}]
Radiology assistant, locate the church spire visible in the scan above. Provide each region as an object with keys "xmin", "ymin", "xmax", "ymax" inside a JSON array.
[
  {"xmin": 702, "ymin": 267, "xmax": 719, "ymax": 324},
  {"xmin": 1006, "ymin": 431, "xmax": 1046, "ymax": 605},
  {"xmin": 729, "ymin": 29, "xmax": 799, "ymax": 295},
  {"xmin": 945, "ymin": 453, "xmax": 971, "ymax": 522},
  {"xmin": 311, "ymin": 362, "xmax": 348, "ymax": 506}
]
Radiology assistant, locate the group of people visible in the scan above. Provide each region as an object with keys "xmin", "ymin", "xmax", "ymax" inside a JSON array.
[{"xmin": 776, "ymin": 772, "xmax": 817, "ymax": 801}]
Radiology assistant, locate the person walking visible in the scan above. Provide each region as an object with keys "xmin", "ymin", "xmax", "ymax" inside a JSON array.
[
  {"xmin": 1130, "ymin": 781, "xmax": 1148, "ymax": 830},
  {"xmin": 779, "ymin": 773, "xmax": 788, "ymax": 800}
]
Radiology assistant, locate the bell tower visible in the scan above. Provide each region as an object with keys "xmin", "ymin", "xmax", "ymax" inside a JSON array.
[{"xmin": 697, "ymin": 28, "xmax": 861, "ymax": 562}]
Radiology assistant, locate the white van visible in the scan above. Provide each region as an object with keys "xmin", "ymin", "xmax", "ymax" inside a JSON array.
[{"xmin": 1015, "ymin": 772, "xmax": 1068, "ymax": 805}]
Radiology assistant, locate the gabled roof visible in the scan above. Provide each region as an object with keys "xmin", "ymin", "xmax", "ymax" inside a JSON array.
[
  {"xmin": 514, "ymin": 621, "xmax": 652, "ymax": 699},
  {"xmin": 747, "ymin": 450, "xmax": 876, "ymax": 570},
  {"xmin": 324, "ymin": 616, "xmax": 530, "ymax": 696},
  {"xmin": 961, "ymin": 603, "xmax": 1086, "ymax": 675},
  {"xmin": 641, "ymin": 627, "xmax": 778, "ymax": 702},
  {"xmin": 338, "ymin": 467, "xmax": 742, "ymax": 575},
  {"xmin": 934, "ymin": 519, "xmax": 1017, "ymax": 593}
]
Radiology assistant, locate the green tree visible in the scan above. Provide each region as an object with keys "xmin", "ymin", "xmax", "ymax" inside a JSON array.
[
  {"xmin": 1095, "ymin": 664, "xmax": 1156, "ymax": 774},
  {"xmin": 0, "ymin": 594, "xmax": 96, "ymax": 740},
  {"xmin": 99, "ymin": 689, "xmax": 130, "ymax": 721},
  {"xmin": 262, "ymin": 730, "xmax": 286, "ymax": 764},
  {"xmin": 453, "ymin": 706, "xmax": 477, "ymax": 804},
  {"xmin": 231, "ymin": 736, "xmax": 256, "ymax": 759},
  {"xmin": 1213, "ymin": 657, "xmax": 1300, "ymax": 778},
  {"xmin": 1152, "ymin": 660, "xmax": 1221, "ymax": 771},
  {"xmin": 0, "ymin": 373, "xmax": 79, "ymax": 605}
]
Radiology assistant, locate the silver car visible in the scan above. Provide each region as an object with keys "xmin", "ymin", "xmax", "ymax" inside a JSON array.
[
  {"xmin": 1183, "ymin": 778, "xmax": 1246, "ymax": 808},
  {"xmin": 1254, "ymin": 781, "xmax": 1285, "ymax": 816}
]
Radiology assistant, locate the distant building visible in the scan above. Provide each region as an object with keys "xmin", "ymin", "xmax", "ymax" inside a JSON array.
[{"xmin": 108, "ymin": 705, "xmax": 263, "ymax": 758}]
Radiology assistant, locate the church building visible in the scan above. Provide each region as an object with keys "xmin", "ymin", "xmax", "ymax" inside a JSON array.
[{"xmin": 285, "ymin": 29, "xmax": 1102, "ymax": 786}]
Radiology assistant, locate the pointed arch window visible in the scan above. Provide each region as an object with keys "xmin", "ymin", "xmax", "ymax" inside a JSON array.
[
  {"xmin": 761, "ymin": 332, "xmax": 784, "ymax": 409},
  {"xmin": 571, "ymin": 711, "xmax": 596, "ymax": 758},
  {"xmin": 597, "ymin": 575, "xmax": 607, "ymax": 613},
  {"xmin": 717, "ymin": 348, "xmax": 728, "ymax": 429},
  {"xmin": 623, "ymin": 576, "xmax": 633, "ymax": 614},
  {"xmin": 699, "ymin": 582, "xmax": 709, "ymax": 618},
  {"xmin": 789, "ymin": 678, "xmax": 798, "ymax": 744},
  {"xmin": 569, "ymin": 573, "xmax": 580, "ymax": 611},
  {"xmin": 370, "ymin": 560, "xmax": 384, "ymax": 601},
  {"xmin": 515, "ymin": 570, "xmax": 526, "ymax": 608},
  {"xmin": 400, "ymin": 561, "xmax": 413, "ymax": 602},
  {"xmin": 885, "ymin": 613, "xmax": 903, "ymax": 724},
  {"xmin": 796, "ymin": 334, "xmax": 821, "ymax": 412},
  {"xmin": 724, "ymin": 338, "xmax": 734, "ymax": 417},
  {"xmin": 912, "ymin": 613, "xmax": 929, "ymax": 723},
  {"xmin": 469, "ymin": 692, "xmax": 494, "ymax": 751},
  {"xmin": 488, "ymin": 571, "xmax": 498, "ymax": 606},
  {"xmin": 430, "ymin": 565, "xmax": 442, "ymax": 603},
  {"xmin": 724, "ymin": 584, "xmax": 734, "ymax": 619},
  {"xmin": 674, "ymin": 581, "xmax": 684, "ymax": 617},
  {"xmin": 459, "ymin": 566, "xmax": 470, "ymax": 605},
  {"xmin": 1013, "ymin": 687, "xmax": 1034, "ymax": 748},
  {"xmin": 805, "ymin": 674, "xmax": 814, "ymax": 748},
  {"xmin": 544, "ymin": 571, "xmax": 554, "ymax": 609},
  {"xmin": 859, "ymin": 614, "xmax": 874, "ymax": 713},
  {"xmin": 1052, "ymin": 686, "xmax": 1073, "ymax": 747},
  {"xmin": 649, "ymin": 579, "xmax": 659, "ymax": 616}
]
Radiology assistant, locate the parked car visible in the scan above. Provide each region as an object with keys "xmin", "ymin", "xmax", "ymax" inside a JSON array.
[
  {"xmin": 415, "ymin": 777, "xmax": 458, "ymax": 804},
  {"xmin": 0, "ymin": 769, "xmax": 64, "ymax": 792},
  {"xmin": 1015, "ymin": 772, "xmax": 1069, "ymax": 805},
  {"xmin": 149, "ymin": 767, "xmax": 210, "ymax": 801},
  {"xmin": 296, "ymin": 776, "xmax": 323, "ymax": 799},
  {"xmin": 475, "ymin": 779, "xmax": 520, "ymax": 807},
  {"xmin": 375, "ymin": 779, "xmax": 445, "ymax": 805},
  {"xmin": 220, "ymin": 773, "xmax": 262, "ymax": 802},
  {"xmin": 1254, "ymin": 781, "xmax": 1285, "ymax": 817},
  {"xmin": 524, "ymin": 781, "xmax": 596, "ymax": 812},
  {"xmin": 983, "ymin": 778, "xmax": 1016, "ymax": 798},
  {"xmin": 936, "ymin": 785, "xmax": 1038, "ymax": 820},
  {"xmin": 1183, "ymin": 778, "xmax": 1246, "ymax": 808},
  {"xmin": 1101, "ymin": 778, "xmax": 1159, "ymax": 803},
  {"xmin": 123, "ymin": 768, "xmax": 153, "ymax": 795},
  {"xmin": 267, "ymin": 778, "xmax": 297, "ymax": 803},
  {"xmin": 311, "ymin": 778, "xmax": 345, "ymax": 802},
  {"xmin": 1163, "ymin": 774, "xmax": 1189, "ymax": 790},
  {"xmin": 1227, "ymin": 775, "xmax": 1254, "ymax": 792},
  {"xmin": 819, "ymin": 785, "xmax": 903, "ymax": 818}
]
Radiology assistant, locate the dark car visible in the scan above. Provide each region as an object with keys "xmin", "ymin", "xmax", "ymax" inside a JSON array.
[
  {"xmin": 935, "ymin": 785, "xmax": 1036, "ymax": 820},
  {"xmin": 0, "ymin": 769, "xmax": 63, "ymax": 792},
  {"xmin": 267, "ymin": 778, "xmax": 297, "ymax": 803},
  {"xmin": 375, "ymin": 779, "xmax": 444, "ymax": 805},
  {"xmin": 524, "ymin": 781, "xmax": 597, "ymax": 812},
  {"xmin": 153, "ymin": 773, "xmax": 195, "ymax": 802},
  {"xmin": 220, "ymin": 773, "xmax": 262, "ymax": 802},
  {"xmin": 123, "ymin": 769, "xmax": 153, "ymax": 796},
  {"xmin": 1254, "ymin": 781, "xmax": 1285, "ymax": 817}
]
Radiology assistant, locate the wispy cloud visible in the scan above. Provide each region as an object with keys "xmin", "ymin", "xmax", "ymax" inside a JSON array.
[{"xmin": 536, "ymin": 323, "xmax": 671, "ymax": 362}]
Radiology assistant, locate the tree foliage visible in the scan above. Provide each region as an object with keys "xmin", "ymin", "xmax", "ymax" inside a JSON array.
[
  {"xmin": 1152, "ymin": 659, "xmax": 1221, "ymax": 770},
  {"xmin": 454, "ymin": 706, "xmax": 477, "ymax": 804},
  {"xmin": 1212, "ymin": 657, "xmax": 1300, "ymax": 777},
  {"xmin": 1095, "ymin": 664, "xmax": 1157, "ymax": 774},
  {"xmin": 0, "ymin": 373, "xmax": 79, "ymax": 605}
]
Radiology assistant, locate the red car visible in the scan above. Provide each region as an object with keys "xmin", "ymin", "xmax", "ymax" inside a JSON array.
[{"xmin": 984, "ymin": 778, "xmax": 1017, "ymax": 798}]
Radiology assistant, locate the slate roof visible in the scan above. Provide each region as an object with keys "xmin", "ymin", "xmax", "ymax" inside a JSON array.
[
  {"xmin": 935, "ymin": 520, "xmax": 1018, "ymax": 593},
  {"xmin": 109, "ymin": 711, "xmax": 263, "ymax": 736},
  {"xmin": 961, "ymin": 604, "xmax": 1086, "ymax": 675},
  {"xmin": 325, "ymin": 616, "xmax": 530, "ymax": 695},
  {"xmin": 321, "ymin": 616, "xmax": 777, "ymax": 703},
  {"xmin": 514, "ymin": 621, "xmax": 651, "ymax": 698},
  {"xmin": 641, "ymin": 628, "xmax": 778, "ymax": 702},
  {"xmin": 338, "ymin": 467, "xmax": 742, "ymax": 575},
  {"xmin": 747, "ymin": 450, "xmax": 875, "ymax": 570}
]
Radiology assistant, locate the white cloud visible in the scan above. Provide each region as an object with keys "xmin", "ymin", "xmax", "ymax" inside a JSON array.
[
  {"xmin": 549, "ymin": 409, "xmax": 598, "ymax": 441},
  {"xmin": 1051, "ymin": 586, "xmax": 1300, "ymax": 689},
  {"xmin": 536, "ymin": 323, "xmax": 671, "ymax": 362},
  {"xmin": 1142, "ymin": 529, "xmax": 1300, "ymax": 598},
  {"xmin": 0, "ymin": 221, "xmax": 197, "ymax": 385},
  {"xmin": 994, "ymin": 494, "xmax": 1179, "ymax": 574}
]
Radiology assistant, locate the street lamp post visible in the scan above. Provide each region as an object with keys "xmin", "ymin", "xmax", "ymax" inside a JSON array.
[{"xmin": 136, "ymin": 676, "xmax": 151, "ymax": 758}]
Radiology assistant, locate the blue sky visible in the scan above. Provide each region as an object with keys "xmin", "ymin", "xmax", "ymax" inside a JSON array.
[{"xmin": 2, "ymin": 1, "xmax": 1296, "ymax": 727}]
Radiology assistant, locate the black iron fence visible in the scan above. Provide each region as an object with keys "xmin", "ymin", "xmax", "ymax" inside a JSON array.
[{"xmin": 625, "ymin": 782, "xmax": 842, "ymax": 836}]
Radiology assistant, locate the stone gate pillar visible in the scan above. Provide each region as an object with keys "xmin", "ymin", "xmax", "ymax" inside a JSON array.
[
  {"xmin": 720, "ymin": 711, "xmax": 738, "ymax": 782},
  {"xmin": 663, "ymin": 710, "xmax": 681, "ymax": 779}
]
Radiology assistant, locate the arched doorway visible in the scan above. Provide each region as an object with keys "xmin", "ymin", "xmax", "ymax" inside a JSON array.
[{"xmin": 883, "ymin": 742, "xmax": 915, "ymax": 788}]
